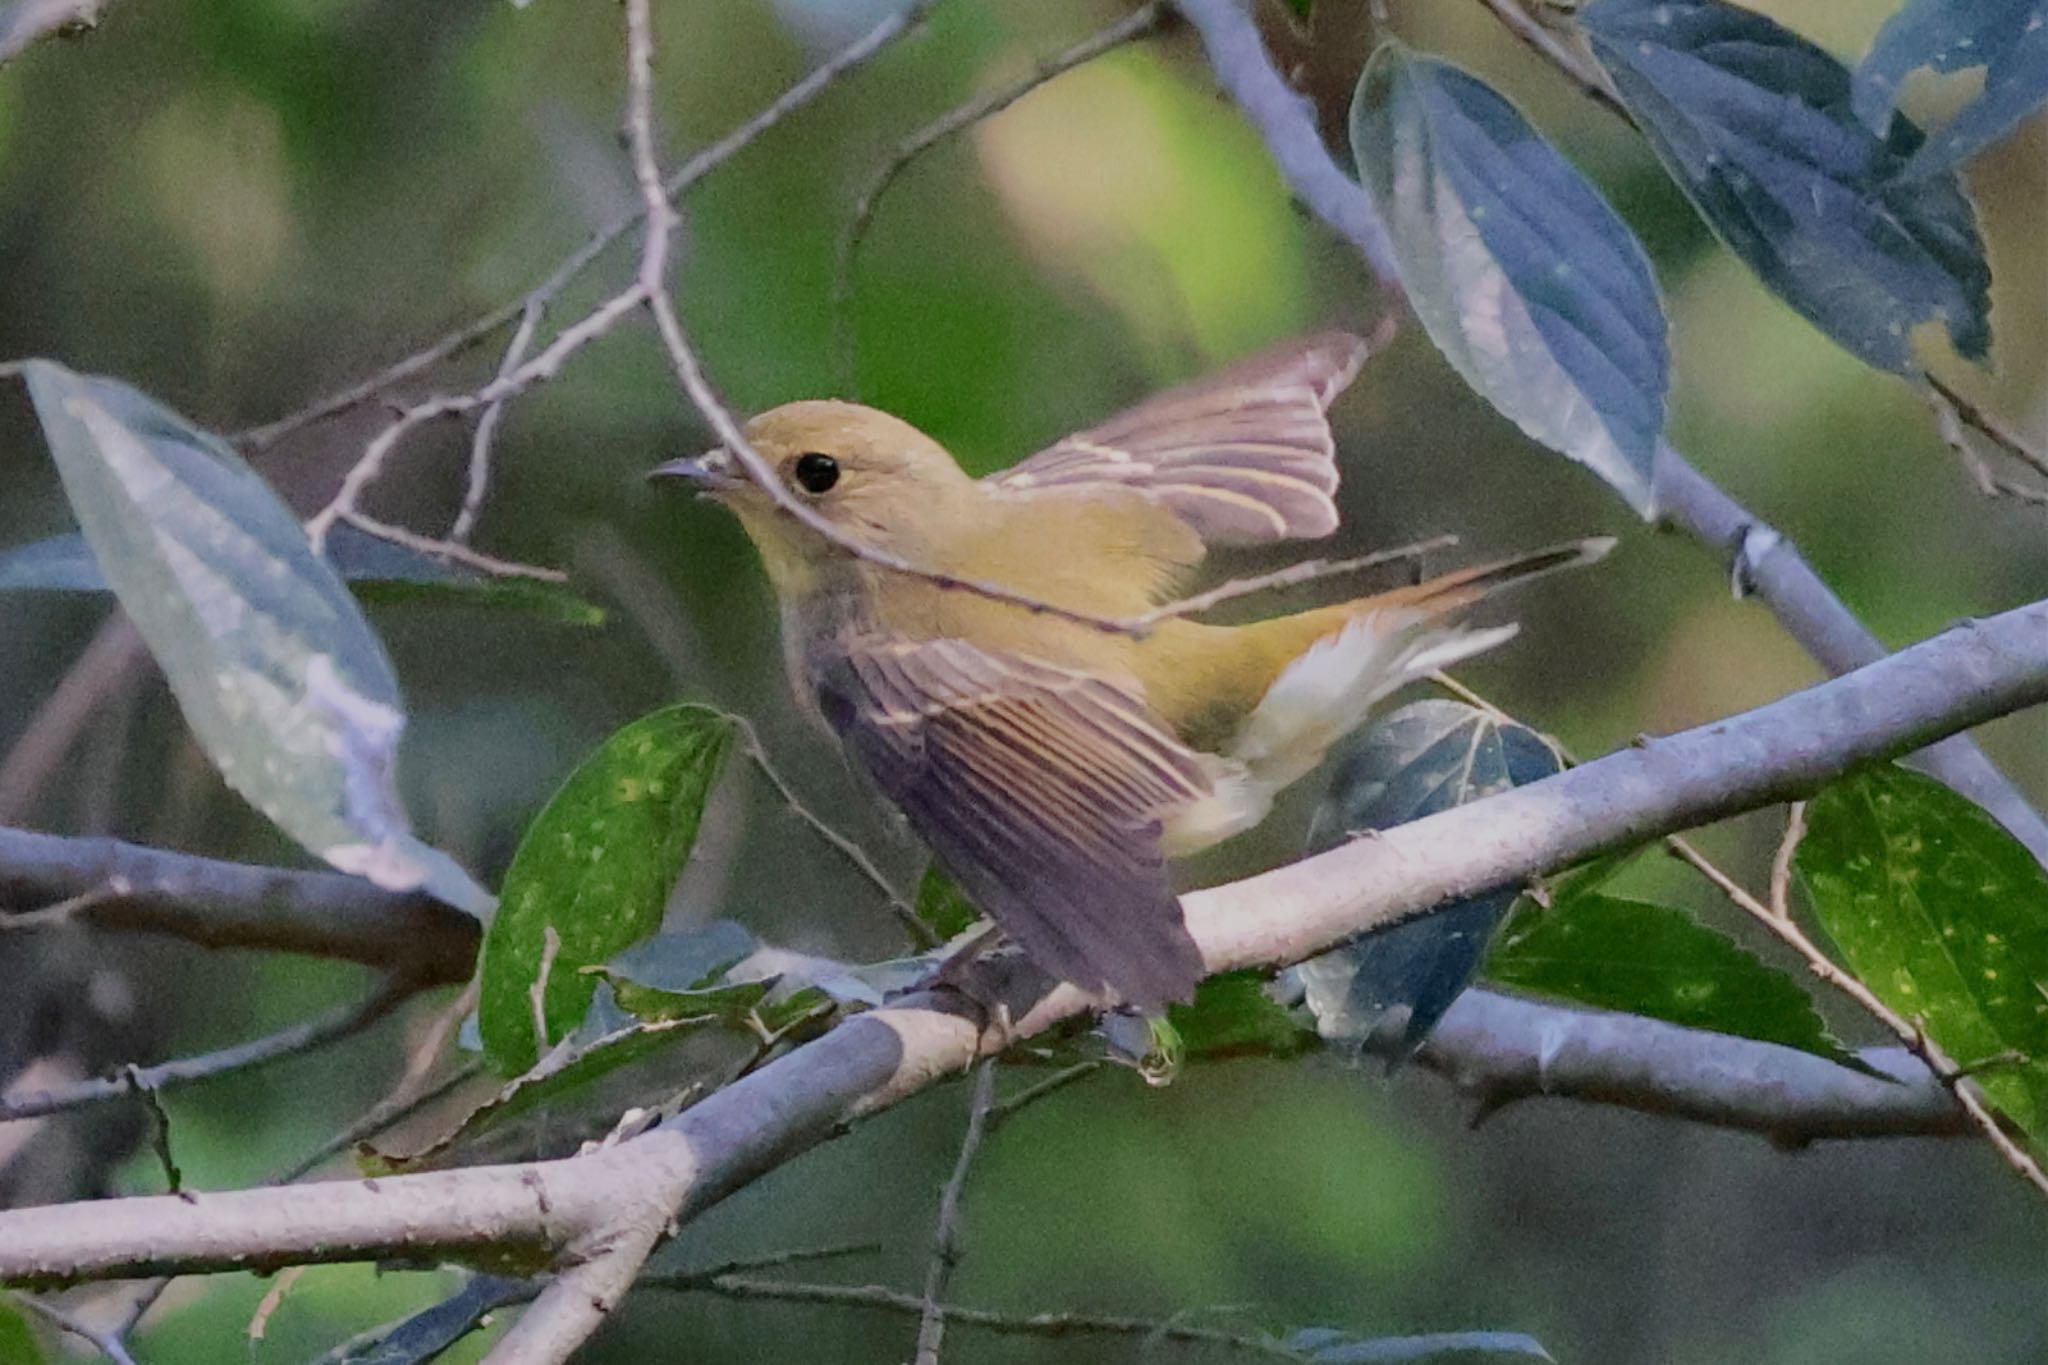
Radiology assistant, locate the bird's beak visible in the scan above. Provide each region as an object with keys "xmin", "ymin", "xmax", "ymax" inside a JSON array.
[{"xmin": 647, "ymin": 448, "xmax": 743, "ymax": 496}]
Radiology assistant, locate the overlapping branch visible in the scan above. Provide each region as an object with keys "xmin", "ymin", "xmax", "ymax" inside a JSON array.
[{"xmin": 1, "ymin": 596, "xmax": 2041, "ymax": 1343}]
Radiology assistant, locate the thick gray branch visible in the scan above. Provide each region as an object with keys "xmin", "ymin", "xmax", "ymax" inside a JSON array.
[
  {"xmin": 1, "ymin": 600, "xmax": 2039, "ymax": 1291},
  {"xmin": 1170, "ymin": 0, "xmax": 2048, "ymax": 866},
  {"xmin": 0, "ymin": 827, "xmax": 480, "ymax": 984}
]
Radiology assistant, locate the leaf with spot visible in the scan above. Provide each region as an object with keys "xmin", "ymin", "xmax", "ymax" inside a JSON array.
[
  {"xmin": 1853, "ymin": 0, "xmax": 2048, "ymax": 176},
  {"xmin": 1580, "ymin": 0, "xmax": 1991, "ymax": 373},
  {"xmin": 1349, "ymin": 44, "xmax": 1668, "ymax": 515},
  {"xmin": 0, "ymin": 524, "xmax": 605, "ymax": 625},
  {"xmin": 1798, "ymin": 764, "xmax": 2048, "ymax": 1147},
  {"xmin": 20, "ymin": 362, "xmax": 490, "ymax": 915},
  {"xmin": 1300, "ymin": 700, "xmax": 1562, "ymax": 1059},
  {"xmin": 1488, "ymin": 893, "xmax": 1864, "ymax": 1069},
  {"xmin": 477, "ymin": 704, "xmax": 737, "ymax": 1074}
]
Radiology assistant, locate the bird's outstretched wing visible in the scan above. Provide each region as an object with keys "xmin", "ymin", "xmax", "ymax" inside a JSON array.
[
  {"xmin": 987, "ymin": 331, "xmax": 1370, "ymax": 546},
  {"xmin": 811, "ymin": 634, "xmax": 1210, "ymax": 1010}
]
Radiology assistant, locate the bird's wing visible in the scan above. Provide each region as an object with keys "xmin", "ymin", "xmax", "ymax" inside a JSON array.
[
  {"xmin": 986, "ymin": 331, "xmax": 1369, "ymax": 546},
  {"xmin": 813, "ymin": 634, "xmax": 1210, "ymax": 1009}
]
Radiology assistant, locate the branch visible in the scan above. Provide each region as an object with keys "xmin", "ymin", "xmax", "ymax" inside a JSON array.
[
  {"xmin": 235, "ymin": 0, "xmax": 942, "ymax": 454},
  {"xmin": 3, "ymin": 598, "xmax": 2041, "ymax": 1298},
  {"xmin": 1167, "ymin": 0, "xmax": 2048, "ymax": 867},
  {"xmin": 0, "ymin": 825, "xmax": 480, "ymax": 984},
  {"xmin": 0, "ymin": 976, "xmax": 418, "ymax": 1123},
  {"xmin": 912, "ymin": 1060, "xmax": 995, "ymax": 1365}
]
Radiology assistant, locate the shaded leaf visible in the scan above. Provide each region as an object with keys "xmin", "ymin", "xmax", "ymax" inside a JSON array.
[
  {"xmin": 1350, "ymin": 45, "xmax": 1667, "ymax": 515},
  {"xmin": 594, "ymin": 922, "xmax": 776, "ymax": 1025},
  {"xmin": 1167, "ymin": 971, "xmax": 1316, "ymax": 1061},
  {"xmin": 20, "ymin": 362, "xmax": 489, "ymax": 915},
  {"xmin": 1798, "ymin": 765, "xmax": 2048, "ymax": 1146},
  {"xmin": 1301, "ymin": 701, "xmax": 1562, "ymax": 1058},
  {"xmin": 477, "ymin": 704, "xmax": 736, "ymax": 1074},
  {"xmin": 1580, "ymin": 0, "xmax": 1990, "ymax": 373},
  {"xmin": 372, "ymin": 990, "xmax": 747, "ymax": 1173},
  {"xmin": 1488, "ymin": 893, "xmax": 1864, "ymax": 1070},
  {"xmin": 317, "ymin": 1275, "xmax": 531, "ymax": 1365},
  {"xmin": 1286, "ymin": 1326, "xmax": 1553, "ymax": 1362},
  {"xmin": 914, "ymin": 863, "xmax": 983, "ymax": 941},
  {"xmin": 0, "ymin": 1301, "xmax": 47, "ymax": 1365},
  {"xmin": 0, "ymin": 526, "xmax": 605, "ymax": 625},
  {"xmin": 1854, "ymin": 0, "xmax": 2048, "ymax": 175}
]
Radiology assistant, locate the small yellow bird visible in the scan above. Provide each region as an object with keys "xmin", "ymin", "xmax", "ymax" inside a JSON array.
[{"xmin": 652, "ymin": 333, "xmax": 1608, "ymax": 1009}]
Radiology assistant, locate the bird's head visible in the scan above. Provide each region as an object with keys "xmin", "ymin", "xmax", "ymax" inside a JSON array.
[{"xmin": 650, "ymin": 399, "xmax": 975, "ymax": 594}]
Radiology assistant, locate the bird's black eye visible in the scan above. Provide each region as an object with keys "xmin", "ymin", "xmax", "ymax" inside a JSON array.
[{"xmin": 791, "ymin": 453, "xmax": 840, "ymax": 495}]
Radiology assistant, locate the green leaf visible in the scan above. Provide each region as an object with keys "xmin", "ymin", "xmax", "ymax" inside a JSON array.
[
  {"xmin": 1798, "ymin": 765, "xmax": 2048, "ymax": 1146},
  {"xmin": 0, "ymin": 1300, "xmax": 48, "ymax": 1365},
  {"xmin": 1168, "ymin": 971, "xmax": 1316, "ymax": 1061},
  {"xmin": 1488, "ymin": 893, "xmax": 1864, "ymax": 1069},
  {"xmin": 1580, "ymin": 0, "xmax": 1991, "ymax": 373},
  {"xmin": 477, "ymin": 704, "xmax": 737, "ymax": 1074},
  {"xmin": 1301, "ymin": 701, "xmax": 1562, "ymax": 1057},
  {"xmin": 595, "ymin": 922, "xmax": 774, "ymax": 1024},
  {"xmin": 914, "ymin": 863, "xmax": 983, "ymax": 941},
  {"xmin": 1285, "ymin": 1327, "xmax": 1553, "ymax": 1362},
  {"xmin": 1349, "ymin": 45, "xmax": 1668, "ymax": 515},
  {"xmin": 20, "ymin": 362, "xmax": 490, "ymax": 916},
  {"xmin": 1853, "ymin": 0, "xmax": 2048, "ymax": 175},
  {"xmin": 0, "ymin": 526, "xmax": 605, "ymax": 626}
]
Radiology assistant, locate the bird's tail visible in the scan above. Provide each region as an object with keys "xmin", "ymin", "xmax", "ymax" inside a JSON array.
[{"xmin": 1219, "ymin": 536, "xmax": 1612, "ymax": 800}]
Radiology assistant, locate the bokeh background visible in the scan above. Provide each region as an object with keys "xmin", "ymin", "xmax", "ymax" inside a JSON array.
[{"xmin": 2, "ymin": 0, "xmax": 2046, "ymax": 1360}]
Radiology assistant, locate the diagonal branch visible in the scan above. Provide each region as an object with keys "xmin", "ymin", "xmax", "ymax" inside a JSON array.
[
  {"xmin": 1169, "ymin": 0, "xmax": 2048, "ymax": 867},
  {"xmin": 2, "ymin": 597, "xmax": 2041, "ymax": 1304}
]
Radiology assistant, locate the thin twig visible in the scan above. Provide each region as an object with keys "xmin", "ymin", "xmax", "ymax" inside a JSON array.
[
  {"xmin": 1926, "ymin": 385, "xmax": 2048, "ymax": 511},
  {"xmin": 987, "ymin": 1060, "xmax": 1099, "ymax": 1131},
  {"xmin": 8, "ymin": 1291, "xmax": 141, "ymax": 1365},
  {"xmin": 913, "ymin": 1061, "xmax": 996, "ymax": 1365},
  {"xmin": 120, "ymin": 1065, "xmax": 187, "ymax": 1198},
  {"xmin": 732, "ymin": 715, "xmax": 931, "ymax": 947},
  {"xmin": 832, "ymin": 1, "xmax": 1169, "ymax": 389},
  {"xmin": 1768, "ymin": 800, "xmax": 1806, "ymax": 918},
  {"xmin": 0, "ymin": 882, "xmax": 118, "ymax": 932},
  {"xmin": 0, "ymin": 975, "xmax": 417, "ymax": 1122},
  {"xmin": 1676, "ymin": 812, "xmax": 2048, "ymax": 1198},
  {"xmin": 643, "ymin": 1274, "xmax": 1305, "ymax": 1359},
  {"xmin": 1135, "ymin": 534, "xmax": 1458, "ymax": 627},
  {"xmin": 236, "ymin": 0, "xmax": 943, "ymax": 453},
  {"xmin": 339, "ymin": 509, "xmax": 570, "ymax": 580},
  {"xmin": 1926, "ymin": 374, "xmax": 2048, "ymax": 482},
  {"xmin": 451, "ymin": 297, "xmax": 545, "ymax": 544},
  {"xmin": 0, "ymin": 615, "xmax": 146, "ymax": 826}
]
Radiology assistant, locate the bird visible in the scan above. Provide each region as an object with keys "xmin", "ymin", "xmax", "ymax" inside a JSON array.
[{"xmin": 650, "ymin": 332, "xmax": 1610, "ymax": 1011}]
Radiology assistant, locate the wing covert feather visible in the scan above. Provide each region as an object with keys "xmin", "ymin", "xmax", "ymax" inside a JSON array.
[{"xmin": 813, "ymin": 636, "xmax": 1209, "ymax": 1008}]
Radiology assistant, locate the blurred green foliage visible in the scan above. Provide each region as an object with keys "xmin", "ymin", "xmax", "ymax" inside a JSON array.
[{"xmin": 2, "ymin": 0, "xmax": 2046, "ymax": 1362}]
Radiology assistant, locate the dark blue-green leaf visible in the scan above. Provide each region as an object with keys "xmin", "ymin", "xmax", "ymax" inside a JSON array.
[
  {"xmin": 1350, "ymin": 45, "xmax": 1667, "ymax": 515},
  {"xmin": 20, "ymin": 362, "xmax": 490, "ymax": 915},
  {"xmin": 477, "ymin": 704, "xmax": 736, "ymax": 1074},
  {"xmin": 1488, "ymin": 893, "xmax": 1863, "ymax": 1069},
  {"xmin": 1854, "ymin": 0, "xmax": 2048, "ymax": 175},
  {"xmin": 1581, "ymin": 0, "xmax": 1991, "ymax": 372},
  {"xmin": 321, "ymin": 1275, "xmax": 532, "ymax": 1364},
  {"xmin": 1798, "ymin": 764, "xmax": 2048, "ymax": 1147},
  {"xmin": 1301, "ymin": 700, "xmax": 1563, "ymax": 1058}
]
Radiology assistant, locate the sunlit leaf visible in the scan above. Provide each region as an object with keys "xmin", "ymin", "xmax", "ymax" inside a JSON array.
[
  {"xmin": 0, "ymin": 526, "xmax": 605, "ymax": 625},
  {"xmin": 1285, "ymin": 1326, "xmax": 1553, "ymax": 1362},
  {"xmin": 1488, "ymin": 893, "xmax": 1863, "ymax": 1069},
  {"xmin": 1853, "ymin": 0, "xmax": 2048, "ymax": 176},
  {"xmin": 1349, "ymin": 45, "xmax": 1667, "ymax": 515},
  {"xmin": 1168, "ymin": 971, "xmax": 1316, "ymax": 1061},
  {"xmin": 1580, "ymin": 0, "xmax": 1990, "ymax": 373},
  {"xmin": 914, "ymin": 863, "xmax": 983, "ymax": 942},
  {"xmin": 1301, "ymin": 701, "xmax": 1561, "ymax": 1058},
  {"xmin": 20, "ymin": 362, "xmax": 490, "ymax": 915},
  {"xmin": 1798, "ymin": 765, "xmax": 2048, "ymax": 1147},
  {"xmin": 477, "ymin": 704, "xmax": 736, "ymax": 1074},
  {"xmin": 0, "ymin": 1301, "xmax": 47, "ymax": 1365}
]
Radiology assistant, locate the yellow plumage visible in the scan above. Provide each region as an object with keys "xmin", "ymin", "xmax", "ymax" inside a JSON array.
[{"xmin": 651, "ymin": 333, "xmax": 1608, "ymax": 1009}]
